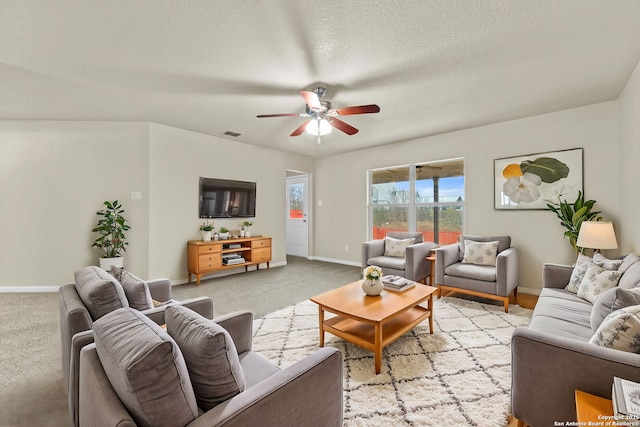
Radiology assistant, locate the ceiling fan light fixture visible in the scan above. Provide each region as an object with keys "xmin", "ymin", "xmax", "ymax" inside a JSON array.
[{"xmin": 305, "ymin": 118, "xmax": 332, "ymax": 136}]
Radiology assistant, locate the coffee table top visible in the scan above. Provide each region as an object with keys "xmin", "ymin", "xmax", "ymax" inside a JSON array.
[{"xmin": 310, "ymin": 280, "xmax": 437, "ymax": 323}]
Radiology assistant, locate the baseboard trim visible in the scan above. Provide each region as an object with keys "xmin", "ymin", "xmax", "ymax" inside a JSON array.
[
  {"xmin": 308, "ymin": 256, "xmax": 361, "ymax": 267},
  {"xmin": 0, "ymin": 286, "xmax": 60, "ymax": 293},
  {"xmin": 517, "ymin": 286, "xmax": 541, "ymax": 296}
]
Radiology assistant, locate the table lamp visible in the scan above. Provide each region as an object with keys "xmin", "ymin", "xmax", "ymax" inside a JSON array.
[{"xmin": 576, "ymin": 221, "xmax": 618, "ymax": 253}]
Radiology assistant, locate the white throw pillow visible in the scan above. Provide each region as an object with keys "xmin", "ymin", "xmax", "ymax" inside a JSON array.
[
  {"xmin": 577, "ymin": 265, "xmax": 623, "ymax": 303},
  {"xmin": 462, "ymin": 240, "xmax": 499, "ymax": 266},
  {"xmin": 593, "ymin": 252, "xmax": 623, "ymax": 271},
  {"xmin": 384, "ymin": 236, "xmax": 415, "ymax": 257},
  {"xmin": 589, "ymin": 305, "xmax": 640, "ymax": 353},
  {"xmin": 565, "ymin": 253, "xmax": 593, "ymax": 293}
]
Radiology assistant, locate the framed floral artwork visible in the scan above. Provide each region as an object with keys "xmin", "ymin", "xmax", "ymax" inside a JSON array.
[{"xmin": 494, "ymin": 148, "xmax": 583, "ymax": 210}]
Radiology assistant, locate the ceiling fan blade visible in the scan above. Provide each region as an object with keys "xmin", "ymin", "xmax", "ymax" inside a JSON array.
[
  {"xmin": 257, "ymin": 113, "xmax": 305, "ymax": 118},
  {"xmin": 300, "ymin": 90, "xmax": 322, "ymax": 110},
  {"xmin": 327, "ymin": 117, "xmax": 359, "ymax": 135},
  {"xmin": 290, "ymin": 120, "xmax": 310, "ymax": 136},
  {"xmin": 331, "ymin": 104, "xmax": 380, "ymax": 116}
]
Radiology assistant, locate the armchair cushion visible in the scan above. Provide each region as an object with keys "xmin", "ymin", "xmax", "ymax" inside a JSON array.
[
  {"xmin": 458, "ymin": 235, "xmax": 510, "ymax": 261},
  {"xmin": 93, "ymin": 307, "xmax": 198, "ymax": 427},
  {"xmin": 74, "ymin": 266, "xmax": 128, "ymax": 320},
  {"xmin": 461, "ymin": 240, "xmax": 498, "ymax": 266},
  {"xmin": 165, "ymin": 305, "xmax": 246, "ymax": 410},
  {"xmin": 445, "ymin": 263, "xmax": 496, "ymax": 282},
  {"xmin": 383, "ymin": 236, "xmax": 415, "ymax": 257},
  {"xmin": 368, "ymin": 255, "xmax": 406, "ymax": 271},
  {"xmin": 590, "ymin": 305, "xmax": 640, "ymax": 352},
  {"xmin": 109, "ymin": 266, "xmax": 154, "ymax": 311}
]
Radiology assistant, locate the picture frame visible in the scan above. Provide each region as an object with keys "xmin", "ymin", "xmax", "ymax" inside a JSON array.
[{"xmin": 494, "ymin": 148, "xmax": 583, "ymax": 210}]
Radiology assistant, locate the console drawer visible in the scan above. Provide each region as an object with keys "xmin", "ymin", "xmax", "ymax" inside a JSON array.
[
  {"xmin": 251, "ymin": 247, "xmax": 271, "ymax": 262},
  {"xmin": 251, "ymin": 239, "xmax": 270, "ymax": 249},
  {"xmin": 199, "ymin": 254, "xmax": 222, "ymax": 271}
]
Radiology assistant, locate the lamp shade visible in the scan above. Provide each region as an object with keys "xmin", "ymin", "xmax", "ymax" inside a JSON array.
[
  {"xmin": 305, "ymin": 118, "xmax": 332, "ymax": 136},
  {"xmin": 576, "ymin": 221, "xmax": 618, "ymax": 250}
]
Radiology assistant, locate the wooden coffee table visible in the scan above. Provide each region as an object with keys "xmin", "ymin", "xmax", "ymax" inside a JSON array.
[{"xmin": 310, "ymin": 280, "xmax": 437, "ymax": 374}]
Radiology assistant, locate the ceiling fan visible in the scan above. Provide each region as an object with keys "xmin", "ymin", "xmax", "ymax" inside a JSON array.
[{"xmin": 257, "ymin": 86, "xmax": 380, "ymax": 142}]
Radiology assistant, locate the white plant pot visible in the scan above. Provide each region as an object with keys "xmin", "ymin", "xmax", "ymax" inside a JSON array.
[
  {"xmin": 99, "ymin": 256, "xmax": 124, "ymax": 270},
  {"xmin": 219, "ymin": 232, "xmax": 230, "ymax": 240},
  {"xmin": 362, "ymin": 278, "xmax": 384, "ymax": 296},
  {"xmin": 245, "ymin": 229, "xmax": 251, "ymax": 237},
  {"xmin": 201, "ymin": 230, "xmax": 212, "ymax": 242}
]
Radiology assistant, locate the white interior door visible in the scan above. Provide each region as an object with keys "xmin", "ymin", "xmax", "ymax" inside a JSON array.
[{"xmin": 286, "ymin": 175, "xmax": 309, "ymax": 257}]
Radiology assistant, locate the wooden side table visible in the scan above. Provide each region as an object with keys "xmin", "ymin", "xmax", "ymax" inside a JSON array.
[
  {"xmin": 426, "ymin": 254, "xmax": 436, "ymax": 286},
  {"xmin": 575, "ymin": 390, "xmax": 613, "ymax": 423}
]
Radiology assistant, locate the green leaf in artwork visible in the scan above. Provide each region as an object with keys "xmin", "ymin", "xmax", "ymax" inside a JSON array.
[{"xmin": 520, "ymin": 157, "xmax": 570, "ymax": 183}]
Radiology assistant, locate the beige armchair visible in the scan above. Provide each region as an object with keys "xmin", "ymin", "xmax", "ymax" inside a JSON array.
[
  {"xmin": 58, "ymin": 266, "xmax": 214, "ymax": 427},
  {"xmin": 362, "ymin": 231, "xmax": 436, "ymax": 283},
  {"xmin": 434, "ymin": 234, "xmax": 518, "ymax": 312}
]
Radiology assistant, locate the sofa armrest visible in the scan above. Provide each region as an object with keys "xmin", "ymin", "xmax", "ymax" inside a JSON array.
[
  {"xmin": 142, "ymin": 296, "xmax": 215, "ymax": 325},
  {"xmin": 542, "ymin": 262, "xmax": 574, "ymax": 289},
  {"xmin": 435, "ymin": 243, "xmax": 459, "ymax": 284},
  {"xmin": 213, "ymin": 311, "xmax": 253, "ymax": 354},
  {"xmin": 495, "ymin": 247, "xmax": 518, "ymax": 296},
  {"xmin": 511, "ymin": 326, "xmax": 640, "ymax": 427},
  {"xmin": 405, "ymin": 241, "xmax": 437, "ymax": 282},
  {"xmin": 187, "ymin": 347, "xmax": 343, "ymax": 427},
  {"xmin": 147, "ymin": 278, "xmax": 172, "ymax": 302},
  {"xmin": 69, "ymin": 330, "xmax": 95, "ymax": 427},
  {"xmin": 79, "ymin": 344, "xmax": 136, "ymax": 427},
  {"xmin": 362, "ymin": 239, "xmax": 385, "ymax": 268}
]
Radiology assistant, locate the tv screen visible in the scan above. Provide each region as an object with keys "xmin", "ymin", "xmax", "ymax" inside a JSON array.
[{"xmin": 199, "ymin": 177, "xmax": 256, "ymax": 218}]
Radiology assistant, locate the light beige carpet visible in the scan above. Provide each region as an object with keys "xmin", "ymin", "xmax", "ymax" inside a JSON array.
[{"xmin": 252, "ymin": 296, "xmax": 533, "ymax": 427}]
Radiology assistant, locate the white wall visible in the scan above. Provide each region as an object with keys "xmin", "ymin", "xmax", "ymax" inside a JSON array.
[
  {"xmin": 0, "ymin": 121, "xmax": 313, "ymax": 288},
  {"xmin": 313, "ymin": 101, "xmax": 620, "ymax": 291},
  {"xmin": 147, "ymin": 123, "xmax": 313, "ymax": 282},
  {"xmin": 619, "ymin": 60, "xmax": 640, "ymax": 254},
  {"xmin": 0, "ymin": 121, "xmax": 150, "ymax": 287}
]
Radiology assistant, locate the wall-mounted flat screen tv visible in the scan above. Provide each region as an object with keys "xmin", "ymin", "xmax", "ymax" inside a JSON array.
[{"xmin": 199, "ymin": 177, "xmax": 256, "ymax": 218}]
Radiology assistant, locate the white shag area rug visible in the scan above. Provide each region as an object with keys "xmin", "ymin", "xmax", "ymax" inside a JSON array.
[{"xmin": 252, "ymin": 296, "xmax": 532, "ymax": 427}]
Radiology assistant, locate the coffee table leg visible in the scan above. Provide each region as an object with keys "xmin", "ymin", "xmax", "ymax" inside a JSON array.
[
  {"xmin": 428, "ymin": 293, "xmax": 434, "ymax": 334},
  {"xmin": 375, "ymin": 323, "xmax": 382, "ymax": 374},
  {"xmin": 318, "ymin": 306, "xmax": 325, "ymax": 347}
]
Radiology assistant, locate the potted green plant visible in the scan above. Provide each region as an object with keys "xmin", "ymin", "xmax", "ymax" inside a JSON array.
[
  {"xmin": 546, "ymin": 191, "xmax": 602, "ymax": 254},
  {"xmin": 242, "ymin": 221, "xmax": 254, "ymax": 237},
  {"xmin": 91, "ymin": 200, "xmax": 130, "ymax": 269},
  {"xmin": 218, "ymin": 226, "xmax": 230, "ymax": 240},
  {"xmin": 199, "ymin": 222, "xmax": 214, "ymax": 242}
]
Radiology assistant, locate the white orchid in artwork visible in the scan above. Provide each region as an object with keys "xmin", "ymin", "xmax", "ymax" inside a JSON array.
[{"xmin": 503, "ymin": 172, "xmax": 542, "ymax": 204}]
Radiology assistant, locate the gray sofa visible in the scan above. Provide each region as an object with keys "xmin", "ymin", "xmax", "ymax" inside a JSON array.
[
  {"xmin": 78, "ymin": 306, "xmax": 343, "ymax": 427},
  {"xmin": 511, "ymin": 253, "xmax": 640, "ymax": 427},
  {"xmin": 59, "ymin": 266, "xmax": 214, "ymax": 426},
  {"xmin": 362, "ymin": 231, "xmax": 437, "ymax": 283},
  {"xmin": 435, "ymin": 235, "xmax": 518, "ymax": 312}
]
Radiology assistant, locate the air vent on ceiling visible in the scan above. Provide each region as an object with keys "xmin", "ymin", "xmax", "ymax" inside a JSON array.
[{"xmin": 222, "ymin": 130, "xmax": 242, "ymax": 137}]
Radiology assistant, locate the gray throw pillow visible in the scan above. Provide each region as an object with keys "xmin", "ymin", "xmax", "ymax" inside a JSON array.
[
  {"xmin": 590, "ymin": 305, "xmax": 640, "ymax": 353},
  {"xmin": 109, "ymin": 266, "xmax": 153, "ymax": 311},
  {"xmin": 93, "ymin": 308, "xmax": 198, "ymax": 427},
  {"xmin": 74, "ymin": 266, "xmax": 128, "ymax": 320},
  {"xmin": 591, "ymin": 287, "xmax": 640, "ymax": 331},
  {"xmin": 165, "ymin": 305, "xmax": 246, "ymax": 410}
]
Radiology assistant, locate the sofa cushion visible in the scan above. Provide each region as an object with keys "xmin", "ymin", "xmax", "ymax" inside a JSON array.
[
  {"xmin": 577, "ymin": 265, "xmax": 623, "ymax": 303},
  {"xmin": 165, "ymin": 305, "xmax": 246, "ymax": 411},
  {"xmin": 458, "ymin": 235, "xmax": 510, "ymax": 261},
  {"xmin": 589, "ymin": 305, "xmax": 640, "ymax": 353},
  {"xmin": 566, "ymin": 254, "xmax": 594, "ymax": 293},
  {"xmin": 92, "ymin": 308, "xmax": 198, "ymax": 427},
  {"xmin": 591, "ymin": 287, "xmax": 640, "ymax": 332},
  {"xmin": 529, "ymin": 288, "xmax": 594, "ymax": 341},
  {"xmin": 619, "ymin": 262, "xmax": 640, "ymax": 290},
  {"xmin": 462, "ymin": 240, "xmax": 498, "ymax": 266},
  {"xmin": 74, "ymin": 266, "xmax": 129, "ymax": 320},
  {"xmin": 383, "ymin": 236, "xmax": 415, "ymax": 257},
  {"xmin": 109, "ymin": 266, "xmax": 153, "ymax": 311},
  {"xmin": 619, "ymin": 253, "xmax": 640, "ymax": 274}
]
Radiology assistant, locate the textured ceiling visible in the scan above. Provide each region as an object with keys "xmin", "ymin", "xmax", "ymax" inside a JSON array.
[{"xmin": 2, "ymin": 0, "xmax": 640, "ymax": 157}]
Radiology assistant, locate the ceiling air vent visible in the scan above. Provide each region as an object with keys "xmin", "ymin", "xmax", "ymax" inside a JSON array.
[{"xmin": 222, "ymin": 130, "xmax": 242, "ymax": 137}]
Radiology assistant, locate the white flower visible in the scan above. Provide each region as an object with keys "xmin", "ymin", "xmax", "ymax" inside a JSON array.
[
  {"xmin": 503, "ymin": 172, "xmax": 542, "ymax": 204},
  {"xmin": 363, "ymin": 265, "xmax": 382, "ymax": 280}
]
